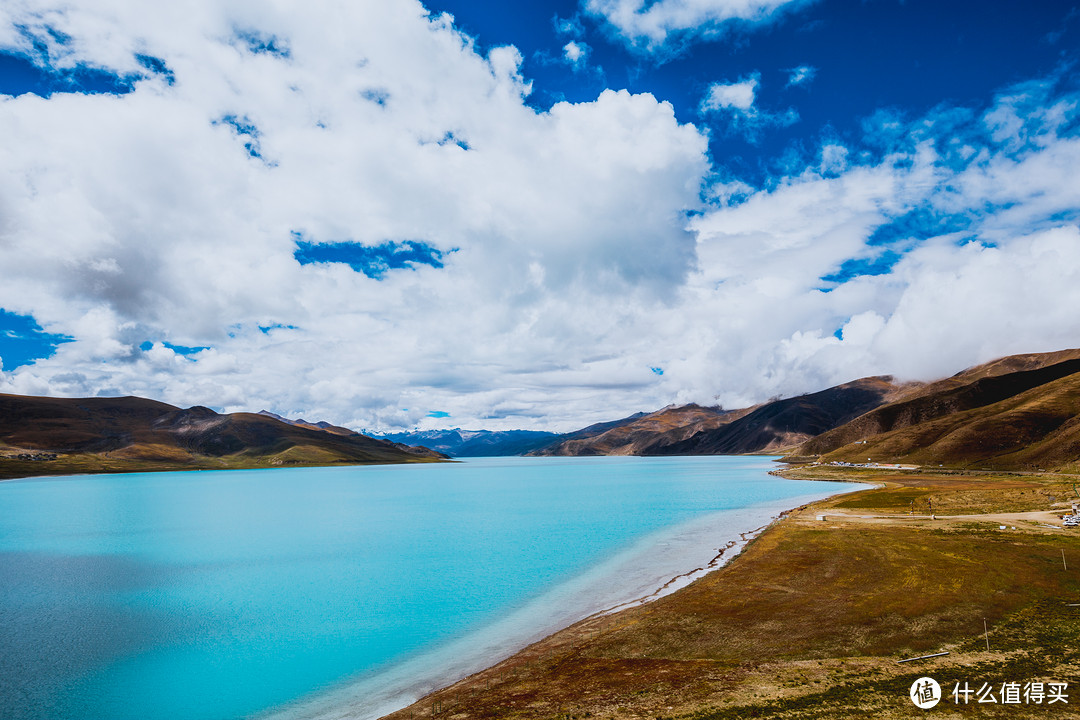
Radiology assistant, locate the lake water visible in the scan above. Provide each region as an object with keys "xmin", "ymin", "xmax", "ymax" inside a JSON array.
[{"xmin": 0, "ymin": 456, "xmax": 856, "ymax": 720}]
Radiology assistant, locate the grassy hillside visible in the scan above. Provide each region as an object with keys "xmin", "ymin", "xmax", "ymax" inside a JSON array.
[
  {"xmin": 0, "ymin": 393, "xmax": 445, "ymax": 479},
  {"xmin": 797, "ymin": 356, "xmax": 1080, "ymax": 471},
  {"xmin": 891, "ymin": 347, "xmax": 1080, "ymax": 403}
]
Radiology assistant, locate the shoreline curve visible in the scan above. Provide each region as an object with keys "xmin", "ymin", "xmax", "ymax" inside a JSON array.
[{"xmin": 261, "ymin": 479, "xmax": 866, "ymax": 720}]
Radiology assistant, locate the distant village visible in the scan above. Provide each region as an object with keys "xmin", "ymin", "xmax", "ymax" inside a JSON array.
[{"xmin": 1, "ymin": 451, "xmax": 58, "ymax": 462}]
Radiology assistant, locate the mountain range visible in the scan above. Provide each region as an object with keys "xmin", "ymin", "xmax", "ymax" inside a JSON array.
[
  {"xmin": 372, "ymin": 428, "xmax": 559, "ymax": 457},
  {"xmin": 365, "ymin": 348, "xmax": 1080, "ymax": 472},
  {"xmin": 532, "ymin": 348, "xmax": 1080, "ymax": 472},
  {"xmin": 4, "ymin": 348, "xmax": 1079, "ymax": 477}
]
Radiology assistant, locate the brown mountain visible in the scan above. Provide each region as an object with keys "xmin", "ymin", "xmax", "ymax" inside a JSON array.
[
  {"xmin": 529, "ymin": 404, "xmax": 746, "ymax": 456},
  {"xmin": 529, "ymin": 350, "xmax": 1080, "ymax": 464},
  {"xmin": 891, "ymin": 347, "xmax": 1080, "ymax": 402},
  {"xmin": 646, "ymin": 377, "xmax": 903, "ymax": 455},
  {"xmin": 256, "ymin": 410, "xmax": 357, "ymax": 436},
  {"xmin": 530, "ymin": 377, "xmax": 904, "ymax": 458},
  {"xmin": 793, "ymin": 351, "xmax": 1080, "ymax": 471},
  {"xmin": 0, "ymin": 393, "xmax": 445, "ymax": 479}
]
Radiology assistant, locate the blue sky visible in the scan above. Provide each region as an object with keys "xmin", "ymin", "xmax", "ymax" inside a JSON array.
[
  {"xmin": 426, "ymin": 0, "xmax": 1079, "ymax": 181},
  {"xmin": 1, "ymin": 1, "xmax": 1079, "ymax": 431}
]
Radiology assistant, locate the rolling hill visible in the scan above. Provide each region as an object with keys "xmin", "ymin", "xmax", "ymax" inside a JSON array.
[{"xmin": 0, "ymin": 393, "xmax": 445, "ymax": 479}]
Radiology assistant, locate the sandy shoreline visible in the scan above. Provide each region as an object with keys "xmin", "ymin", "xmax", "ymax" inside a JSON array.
[
  {"xmin": 259, "ymin": 481, "xmax": 866, "ymax": 720},
  {"xmin": 599, "ymin": 521, "xmax": 770, "ymax": 616}
]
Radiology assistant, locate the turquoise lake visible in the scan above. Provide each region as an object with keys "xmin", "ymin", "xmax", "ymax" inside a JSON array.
[{"xmin": 0, "ymin": 456, "xmax": 857, "ymax": 720}]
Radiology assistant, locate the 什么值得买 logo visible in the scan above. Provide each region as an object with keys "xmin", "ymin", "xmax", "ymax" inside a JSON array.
[
  {"xmin": 910, "ymin": 677, "xmax": 941, "ymax": 709},
  {"xmin": 908, "ymin": 677, "xmax": 1069, "ymax": 708}
]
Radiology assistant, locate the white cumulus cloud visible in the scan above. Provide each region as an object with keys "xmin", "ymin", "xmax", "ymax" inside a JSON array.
[
  {"xmin": 0, "ymin": 0, "xmax": 710, "ymax": 431},
  {"xmin": 0, "ymin": 3, "xmax": 1078, "ymax": 435}
]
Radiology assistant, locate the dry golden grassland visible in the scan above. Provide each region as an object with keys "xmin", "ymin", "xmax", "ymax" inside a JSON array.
[{"xmin": 385, "ymin": 468, "xmax": 1080, "ymax": 720}]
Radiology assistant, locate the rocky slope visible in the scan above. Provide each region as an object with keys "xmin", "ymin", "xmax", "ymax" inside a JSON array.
[
  {"xmin": 530, "ymin": 404, "xmax": 746, "ymax": 456},
  {"xmin": 647, "ymin": 377, "xmax": 903, "ymax": 455},
  {"xmin": 534, "ymin": 377, "xmax": 904, "ymax": 457}
]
